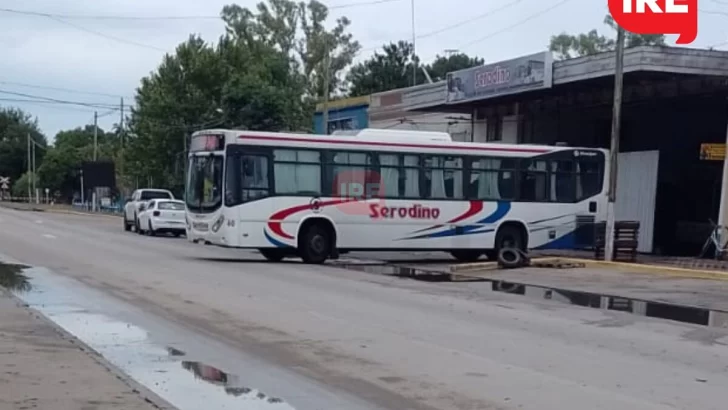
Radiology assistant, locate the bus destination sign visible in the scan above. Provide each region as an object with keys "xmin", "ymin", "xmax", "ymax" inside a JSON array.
[{"xmin": 190, "ymin": 134, "xmax": 224, "ymax": 152}]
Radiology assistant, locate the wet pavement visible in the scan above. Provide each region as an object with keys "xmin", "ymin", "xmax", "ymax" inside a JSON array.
[
  {"xmin": 332, "ymin": 258, "xmax": 728, "ymax": 328},
  {"xmin": 6, "ymin": 262, "xmax": 380, "ymax": 410}
]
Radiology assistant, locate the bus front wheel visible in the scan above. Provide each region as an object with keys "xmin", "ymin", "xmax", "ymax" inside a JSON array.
[{"xmin": 299, "ymin": 224, "xmax": 331, "ymax": 264}]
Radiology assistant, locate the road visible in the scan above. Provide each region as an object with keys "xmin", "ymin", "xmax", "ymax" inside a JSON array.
[{"xmin": 0, "ymin": 207, "xmax": 727, "ymax": 410}]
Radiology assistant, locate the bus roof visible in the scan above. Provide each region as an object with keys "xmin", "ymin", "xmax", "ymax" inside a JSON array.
[{"xmin": 194, "ymin": 128, "xmax": 605, "ymax": 157}]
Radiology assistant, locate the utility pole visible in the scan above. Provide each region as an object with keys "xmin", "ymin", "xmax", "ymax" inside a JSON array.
[
  {"xmin": 411, "ymin": 0, "xmax": 416, "ymax": 87},
  {"xmin": 32, "ymin": 140, "xmax": 36, "ymax": 203},
  {"xmin": 321, "ymin": 39, "xmax": 330, "ymax": 135},
  {"xmin": 604, "ymin": 26, "xmax": 625, "ymax": 262},
  {"xmin": 120, "ymin": 97, "xmax": 124, "ymax": 147},
  {"xmin": 93, "ymin": 111, "xmax": 98, "ymax": 161},
  {"xmin": 26, "ymin": 133, "xmax": 31, "ymax": 203}
]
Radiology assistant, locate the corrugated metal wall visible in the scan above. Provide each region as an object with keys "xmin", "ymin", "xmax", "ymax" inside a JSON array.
[{"xmin": 615, "ymin": 151, "xmax": 660, "ymax": 253}]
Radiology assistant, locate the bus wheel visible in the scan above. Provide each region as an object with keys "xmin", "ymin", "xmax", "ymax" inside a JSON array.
[
  {"xmin": 299, "ymin": 224, "xmax": 331, "ymax": 264},
  {"xmin": 495, "ymin": 223, "xmax": 526, "ymax": 253},
  {"xmin": 450, "ymin": 250, "xmax": 483, "ymax": 263},
  {"xmin": 259, "ymin": 249, "xmax": 285, "ymax": 262}
]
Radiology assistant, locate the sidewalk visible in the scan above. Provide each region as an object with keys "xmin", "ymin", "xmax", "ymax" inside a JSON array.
[
  {"xmin": 0, "ymin": 291, "xmax": 166, "ymax": 410},
  {"xmin": 0, "ymin": 201, "xmax": 120, "ymax": 218}
]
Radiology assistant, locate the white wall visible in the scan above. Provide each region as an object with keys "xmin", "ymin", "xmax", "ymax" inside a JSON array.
[{"xmin": 615, "ymin": 150, "xmax": 660, "ymax": 253}]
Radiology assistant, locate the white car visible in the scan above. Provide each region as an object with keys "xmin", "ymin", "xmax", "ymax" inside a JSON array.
[
  {"xmin": 136, "ymin": 199, "xmax": 187, "ymax": 237},
  {"xmin": 123, "ymin": 188, "xmax": 175, "ymax": 232}
]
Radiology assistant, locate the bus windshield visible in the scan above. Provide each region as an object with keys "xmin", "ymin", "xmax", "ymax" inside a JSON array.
[{"xmin": 186, "ymin": 154, "xmax": 223, "ymax": 213}]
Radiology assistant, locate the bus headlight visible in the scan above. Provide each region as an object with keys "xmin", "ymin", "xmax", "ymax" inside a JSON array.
[{"xmin": 211, "ymin": 214, "xmax": 225, "ymax": 233}]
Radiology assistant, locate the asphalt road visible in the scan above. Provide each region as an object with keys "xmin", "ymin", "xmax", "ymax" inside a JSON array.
[{"xmin": 0, "ymin": 207, "xmax": 727, "ymax": 410}]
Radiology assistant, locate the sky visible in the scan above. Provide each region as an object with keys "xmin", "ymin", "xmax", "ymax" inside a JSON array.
[{"xmin": 1, "ymin": 0, "xmax": 727, "ymax": 140}]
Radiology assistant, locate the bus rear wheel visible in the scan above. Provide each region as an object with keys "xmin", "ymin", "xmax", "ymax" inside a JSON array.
[
  {"xmin": 450, "ymin": 250, "xmax": 483, "ymax": 263},
  {"xmin": 495, "ymin": 224, "xmax": 526, "ymax": 253},
  {"xmin": 299, "ymin": 224, "xmax": 331, "ymax": 264},
  {"xmin": 259, "ymin": 249, "xmax": 285, "ymax": 262}
]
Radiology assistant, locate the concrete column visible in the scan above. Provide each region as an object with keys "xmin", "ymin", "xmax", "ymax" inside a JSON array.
[{"xmin": 717, "ymin": 108, "xmax": 728, "ymax": 253}]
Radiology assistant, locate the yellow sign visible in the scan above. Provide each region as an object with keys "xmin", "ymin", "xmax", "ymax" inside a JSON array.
[{"xmin": 700, "ymin": 143, "xmax": 726, "ymax": 161}]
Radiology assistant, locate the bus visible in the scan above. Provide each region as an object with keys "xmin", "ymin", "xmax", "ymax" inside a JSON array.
[{"xmin": 184, "ymin": 128, "xmax": 608, "ymax": 264}]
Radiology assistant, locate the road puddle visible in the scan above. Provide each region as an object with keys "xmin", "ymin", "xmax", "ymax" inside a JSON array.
[
  {"xmin": 10, "ymin": 265, "xmax": 295, "ymax": 410},
  {"xmin": 335, "ymin": 262, "xmax": 728, "ymax": 329},
  {"xmin": 0, "ymin": 262, "xmax": 31, "ymax": 292}
]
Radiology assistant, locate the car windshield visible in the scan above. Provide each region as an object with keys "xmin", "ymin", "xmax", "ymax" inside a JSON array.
[
  {"xmin": 158, "ymin": 202, "xmax": 185, "ymax": 211},
  {"xmin": 140, "ymin": 191, "xmax": 172, "ymax": 200},
  {"xmin": 186, "ymin": 154, "xmax": 223, "ymax": 213}
]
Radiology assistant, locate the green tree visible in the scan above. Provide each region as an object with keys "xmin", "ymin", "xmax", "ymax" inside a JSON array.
[
  {"xmin": 549, "ymin": 14, "xmax": 666, "ymax": 60},
  {"xmin": 221, "ymin": 0, "xmax": 361, "ymax": 97},
  {"xmin": 0, "ymin": 107, "xmax": 47, "ymax": 184},
  {"xmin": 37, "ymin": 125, "xmax": 116, "ymax": 200},
  {"xmin": 424, "ymin": 53, "xmax": 485, "ymax": 82},
  {"xmin": 346, "ymin": 43, "xmax": 484, "ymax": 96},
  {"xmin": 346, "ymin": 41, "xmax": 421, "ymax": 97},
  {"xmin": 11, "ymin": 171, "xmax": 37, "ymax": 198}
]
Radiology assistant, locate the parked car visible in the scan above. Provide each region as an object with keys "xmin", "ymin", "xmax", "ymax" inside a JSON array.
[
  {"xmin": 123, "ymin": 189, "xmax": 175, "ymax": 232},
  {"xmin": 136, "ymin": 199, "xmax": 186, "ymax": 237}
]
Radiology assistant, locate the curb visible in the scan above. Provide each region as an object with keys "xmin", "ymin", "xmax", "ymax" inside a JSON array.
[{"xmin": 450, "ymin": 257, "xmax": 728, "ymax": 281}]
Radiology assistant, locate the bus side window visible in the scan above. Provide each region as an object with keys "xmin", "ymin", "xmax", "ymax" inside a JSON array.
[
  {"xmin": 240, "ymin": 155, "xmax": 270, "ymax": 203},
  {"xmin": 519, "ymin": 159, "xmax": 548, "ymax": 201}
]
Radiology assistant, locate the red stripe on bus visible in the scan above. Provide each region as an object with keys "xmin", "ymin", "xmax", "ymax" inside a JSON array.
[
  {"xmin": 412, "ymin": 200, "xmax": 484, "ymax": 233},
  {"xmin": 237, "ymin": 135, "xmax": 551, "ymax": 154},
  {"xmin": 268, "ymin": 198, "xmax": 354, "ymax": 240}
]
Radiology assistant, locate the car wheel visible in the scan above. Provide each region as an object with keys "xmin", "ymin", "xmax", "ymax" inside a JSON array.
[
  {"xmin": 147, "ymin": 220, "xmax": 156, "ymax": 236},
  {"xmin": 123, "ymin": 215, "xmax": 131, "ymax": 232}
]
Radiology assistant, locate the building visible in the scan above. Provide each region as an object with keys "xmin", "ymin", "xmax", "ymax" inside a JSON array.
[
  {"xmin": 368, "ymin": 82, "xmax": 472, "ymax": 142},
  {"xmin": 313, "ymin": 96, "xmax": 370, "ymax": 134},
  {"xmin": 372, "ymin": 46, "xmax": 728, "ymax": 256}
]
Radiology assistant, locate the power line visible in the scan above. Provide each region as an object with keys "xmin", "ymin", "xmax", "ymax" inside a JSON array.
[
  {"xmin": 458, "ymin": 0, "xmax": 574, "ymax": 49},
  {"xmin": 0, "ymin": 90, "xmax": 119, "ymax": 110},
  {"xmin": 416, "ymin": 0, "xmax": 524, "ymax": 41},
  {"xmin": 357, "ymin": 0, "xmax": 524, "ymax": 56},
  {"xmin": 0, "ymin": 7, "xmax": 219, "ymax": 20},
  {"xmin": 46, "ymin": 15, "xmax": 166, "ymax": 51},
  {"xmin": 0, "ymin": 98, "xmax": 100, "ymax": 113},
  {"xmin": 0, "ymin": 81, "xmax": 131, "ymax": 99}
]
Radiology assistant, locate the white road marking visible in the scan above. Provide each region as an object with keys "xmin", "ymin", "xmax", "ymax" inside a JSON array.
[
  {"xmin": 35, "ymin": 220, "xmax": 43, "ymax": 224},
  {"xmin": 42, "ymin": 233, "xmax": 56, "ymax": 239}
]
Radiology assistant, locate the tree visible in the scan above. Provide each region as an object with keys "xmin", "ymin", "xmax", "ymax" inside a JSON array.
[
  {"xmin": 346, "ymin": 41, "xmax": 420, "ymax": 97},
  {"xmin": 0, "ymin": 107, "xmax": 47, "ymax": 185},
  {"xmin": 346, "ymin": 43, "xmax": 484, "ymax": 96},
  {"xmin": 424, "ymin": 53, "xmax": 485, "ymax": 82},
  {"xmin": 11, "ymin": 171, "xmax": 37, "ymax": 198},
  {"xmin": 549, "ymin": 14, "xmax": 666, "ymax": 60},
  {"xmin": 221, "ymin": 0, "xmax": 360, "ymax": 97},
  {"xmin": 37, "ymin": 125, "xmax": 116, "ymax": 201}
]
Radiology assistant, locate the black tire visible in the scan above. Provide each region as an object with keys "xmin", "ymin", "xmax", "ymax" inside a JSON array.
[
  {"xmin": 147, "ymin": 220, "xmax": 156, "ymax": 236},
  {"xmin": 450, "ymin": 250, "xmax": 483, "ymax": 263},
  {"xmin": 498, "ymin": 248, "xmax": 523, "ymax": 269},
  {"xmin": 299, "ymin": 224, "xmax": 331, "ymax": 264},
  {"xmin": 259, "ymin": 249, "xmax": 285, "ymax": 262},
  {"xmin": 494, "ymin": 224, "xmax": 525, "ymax": 254},
  {"xmin": 135, "ymin": 217, "xmax": 143, "ymax": 235},
  {"xmin": 123, "ymin": 217, "xmax": 131, "ymax": 232}
]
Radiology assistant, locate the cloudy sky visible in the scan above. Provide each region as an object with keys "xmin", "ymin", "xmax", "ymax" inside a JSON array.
[{"xmin": 1, "ymin": 0, "xmax": 727, "ymax": 140}]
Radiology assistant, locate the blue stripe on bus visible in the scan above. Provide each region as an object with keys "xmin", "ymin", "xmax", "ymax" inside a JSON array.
[
  {"xmin": 264, "ymin": 230, "xmax": 293, "ymax": 248},
  {"xmin": 401, "ymin": 201, "xmax": 511, "ymax": 240}
]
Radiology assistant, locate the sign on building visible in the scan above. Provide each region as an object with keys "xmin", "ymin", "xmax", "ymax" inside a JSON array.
[
  {"xmin": 700, "ymin": 143, "xmax": 725, "ymax": 160},
  {"xmin": 445, "ymin": 51, "xmax": 554, "ymax": 104}
]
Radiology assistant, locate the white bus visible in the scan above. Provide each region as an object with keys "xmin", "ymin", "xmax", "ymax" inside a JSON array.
[{"xmin": 184, "ymin": 128, "xmax": 608, "ymax": 264}]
